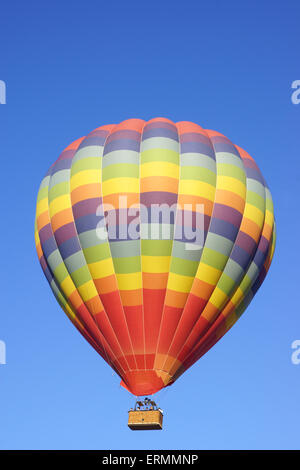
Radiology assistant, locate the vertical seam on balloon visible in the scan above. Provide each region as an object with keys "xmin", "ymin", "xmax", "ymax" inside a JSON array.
[
  {"xmin": 165, "ymin": 131, "xmax": 248, "ymax": 376},
  {"xmin": 69, "ymin": 127, "xmax": 134, "ymax": 373},
  {"xmin": 101, "ymin": 122, "xmax": 139, "ymax": 371},
  {"xmin": 139, "ymin": 120, "xmax": 147, "ymax": 371},
  {"xmin": 95, "ymin": 126, "xmax": 132, "ymax": 372},
  {"xmin": 47, "ymin": 160, "xmax": 122, "ymax": 374},
  {"xmin": 42, "ymin": 164, "xmax": 126, "ymax": 376},
  {"xmin": 180, "ymin": 154, "xmax": 270, "ymax": 369},
  {"xmin": 35, "ymin": 226, "xmax": 122, "ymax": 378},
  {"xmin": 158, "ymin": 123, "xmax": 217, "ymax": 374},
  {"xmin": 152, "ymin": 119, "xmax": 181, "ymax": 374},
  {"xmin": 181, "ymin": 185, "xmax": 275, "ymax": 372}
]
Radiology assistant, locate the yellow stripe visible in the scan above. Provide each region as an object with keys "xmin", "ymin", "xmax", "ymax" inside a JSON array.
[
  {"xmin": 141, "ymin": 161, "xmax": 179, "ymax": 179},
  {"xmin": 102, "ymin": 178, "xmax": 139, "ymax": 196},
  {"xmin": 243, "ymin": 204, "xmax": 264, "ymax": 225},
  {"xmin": 265, "ymin": 209, "xmax": 274, "ymax": 227},
  {"xmin": 196, "ymin": 263, "xmax": 221, "ymax": 285},
  {"xmin": 180, "ymin": 180, "xmax": 215, "ymax": 200},
  {"xmin": 217, "ymin": 176, "xmax": 246, "ymax": 198},
  {"xmin": 71, "ymin": 169, "xmax": 101, "ymax": 190},
  {"xmin": 167, "ymin": 272, "xmax": 194, "ymax": 293},
  {"xmin": 49, "ymin": 194, "xmax": 71, "ymax": 216},
  {"xmin": 60, "ymin": 275, "xmax": 77, "ymax": 298},
  {"xmin": 141, "ymin": 148, "xmax": 178, "ymax": 161},
  {"xmin": 142, "ymin": 255, "xmax": 170, "ymax": 273},
  {"xmin": 36, "ymin": 198, "xmax": 48, "ymax": 218},
  {"xmin": 116, "ymin": 272, "xmax": 142, "ymax": 290},
  {"xmin": 230, "ymin": 286, "xmax": 244, "ymax": 306},
  {"xmin": 77, "ymin": 280, "xmax": 99, "ymax": 302},
  {"xmin": 88, "ymin": 258, "xmax": 115, "ymax": 279},
  {"xmin": 209, "ymin": 287, "xmax": 228, "ymax": 309}
]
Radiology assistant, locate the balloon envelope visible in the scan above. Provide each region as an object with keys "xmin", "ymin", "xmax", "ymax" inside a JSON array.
[{"xmin": 35, "ymin": 118, "xmax": 276, "ymax": 396}]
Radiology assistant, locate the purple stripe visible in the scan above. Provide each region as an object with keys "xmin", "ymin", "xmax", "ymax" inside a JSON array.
[
  {"xmin": 75, "ymin": 213, "xmax": 100, "ymax": 234},
  {"xmin": 258, "ymin": 235, "xmax": 269, "ymax": 254},
  {"xmin": 143, "ymin": 121, "xmax": 177, "ymax": 132},
  {"xmin": 230, "ymin": 245, "xmax": 251, "ymax": 270},
  {"xmin": 57, "ymin": 149, "xmax": 77, "ymax": 161},
  {"xmin": 59, "ymin": 236, "xmax": 81, "ymax": 259},
  {"xmin": 39, "ymin": 224, "xmax": 53, "ymax": 244},
  {"xmin": 180, "ymin": 132, "xmax": 212, "ymax": 146},
  {"xmin": 88, "ymin": 129, "xmax": 111, "ymax": 138},
  {"xmin": 212, "ymin": 142, "xmax": 241, "ymax": 157},
  {"xmin": 142, "ymin": 127, "xmax": 179, "ymax": 142},
  {"xmin": 45, "ymin": 165, "xmax": 55, "ymax": 177},
  {"xmin": 235, "ymin": 231, "xmax": 257, "ymax": 255},
  {"xmin": 209, "ymin": 218, "xmax": 239, "ymax": 242},
  {"xmin": 72, "ymin": 198, "xmax": 102, "ymax": 219},
  {"xmin": 210, "ymin": 136, "xmax": 240, "ymax": 157},
  {"xmin": 51, "ymin": 158, "xmax": 73, "ymax": 172},
  {"xmin": 103, "ymin": 139, "xmax": 140, "ymax": 155},
  {"xmin": 140, "ymin": 191, "xmax": 178, "ymax": 207},
  {"xmin": 105, "ymin": 130, "xmax": 141, "ymax": 143},
  {"xmin": 40, "ymin": 256, "xmax": 53, "ymax": 284},
  {"xmin": 253, "ymin": 247, "xmax": 267, "ymax": 270},
  {"xmin": 78, "ymin": 135, "xmax": 107, "ymax": 149},
  {"xmin": 41, "ymin": 236, "xmax": 57, "ymax": 258},
  {"xmin": 212, "ymin": 204, "xmax": 242, "ymax": 227},
  {"xmin": 180, "ymin": 141, "xmax": 215, "ymax": 159},
  {"xmin": 55, "ymin": 222, "xmax": 78, "ymax": 246},
  {"xmin": 251, "ymin": 267, "xmax": 267, "ymax": 295},
  {"xmin": 245, "ymin": 167, "xmax": 265, "ymax": 184}
]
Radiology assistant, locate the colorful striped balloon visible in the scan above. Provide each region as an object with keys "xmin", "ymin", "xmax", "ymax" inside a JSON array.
[{"xmin": 35, "ymin": 118, "xmax": 276, "ymax": 396}]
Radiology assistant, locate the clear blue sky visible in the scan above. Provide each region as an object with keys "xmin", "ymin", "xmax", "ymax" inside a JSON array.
[{"xmin": 0, "ymin": 0, "xmax": 299, "ymax": 450}]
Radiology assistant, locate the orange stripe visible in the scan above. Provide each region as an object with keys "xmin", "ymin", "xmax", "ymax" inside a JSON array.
[
  {"xmin": 111, "ymin": 118, "xmax": 144, "ymax": 132},
  {"xmin": 71, "ymin": 183, "xmax": 100, "ymax": 205},
  {"xmin": 177, "ymin": 194, "xmax": 214, "ymax": 215},
  {"xmin": 176, "ymin": 121, "xmax": 206, "ymax": 134},
  {"xmin": 37, "ymin": 211, "xmax": 50, "ymax": 230},
  {"xmin": 214, "ymin": 189, "xmax": 245, "ymax": 213},
  {"xmin": 64, "ymin": 136, "xmax": 85, "ymax": 151},
  {"xmin": 142, "ymin": 273, "xmax": 169, "ymax": 289},
  {"xmin": 94, "ymin": 275, "xmax": 119, "ymax": 294},
  {"xmin": 190, "ymin": 278, "xmax": 215, "ymax": 299},
  {"xmin": 102, "ymin": 193, "xmax": 139, "ymax": 208},
  {"xmin": 51, "ymin": 208, "xmax": 74, "ymax": 232},
  {"xmin": 119, "ymin": 289, "xmax": 143, "ymax": 306},
  {"xmin": 239, "ymin": 217, "xmax": 262, "ymax": 242},
  {"xmin": 236, "ymin": 145, "xmax": 255, "ymax": 162},
  {"xmin": 164, "ymin": 289, "xmax": 189, "ymax": 308},
  {"xmin": 141, "ymin": 176, "xmax": 178, "ymax": 193}
]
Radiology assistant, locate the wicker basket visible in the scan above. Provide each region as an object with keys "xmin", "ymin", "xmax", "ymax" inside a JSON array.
[{"xmin": 128, "ymin": 409, "xmax": 163, "ymax": 430}]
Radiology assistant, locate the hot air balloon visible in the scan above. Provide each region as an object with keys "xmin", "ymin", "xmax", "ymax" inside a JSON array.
[{"xmin": 35, "ymin": 118, "xmax": 275, "ymax": 429}]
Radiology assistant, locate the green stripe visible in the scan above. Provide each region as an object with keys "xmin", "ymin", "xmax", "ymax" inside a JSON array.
[
  {"xmin": 170, "ymin": 257, "xmax": 199, "ymax": 277},
  {"xmin": 83, "ymin": 244, "xmax": 111, "ymax": 264},
  {"xmin": 48, "ymin": 181, "xmax": 69, "ymax": 200},
  {"xmin": 71, "ymin": 157, "xmax": 100, "ymax": 174},
  {"xmin": 102, "ymin": 163, "xmax": 139, "ymax": 181},
  {"xmin": 217, "ymin": 163, "xmax": 246, "ymax": 183},
  {"xmin": 112, "ymin": 256, "xmax": 141, "ymax": 273},
  {"xmin": 180, "ymin": 166, "xmax": 216, "ymax": 185},
  {"xmin": 141, "ymin": 239, "xmax": 173, "ymax": 256},
  {"xmin": 141, "ymin": 148, "xmax": 179, "ymax": 164},
  {"xmin": 201, "ymin": 247, "xmax": 228, "ymax": 270}
]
